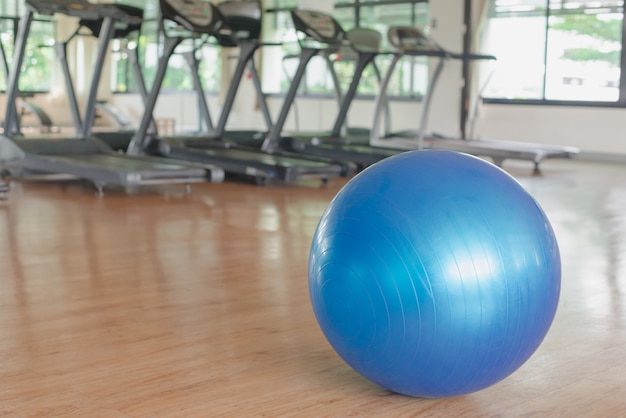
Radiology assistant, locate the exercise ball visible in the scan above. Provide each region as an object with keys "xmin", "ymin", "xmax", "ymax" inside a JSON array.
[{"xmin": 308, "ymin": 150, "xmax": 560, "ymax": 398}]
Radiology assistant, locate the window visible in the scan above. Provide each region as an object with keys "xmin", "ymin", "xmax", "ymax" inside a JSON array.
[
  {"xmin": 0, "ymin": 19, "xmax": 13, "ymax": 91},
  {"xmin": 263, "ymin": 0, "xmax": 430, "ymax": 99},
  {"xmin": 482, "ymin": 0, "xmax": 624, "ymax": 104},
  {"xmin": 21, "ymin": 20, "xmax": 54, "ymax": 91},
  {"xmin": 0, "ymin": 0, "xmax": 22, "ymax": 17},
  {"xmin": 0, "ymin": 15, "xmax": 54, "ymax": 93}
]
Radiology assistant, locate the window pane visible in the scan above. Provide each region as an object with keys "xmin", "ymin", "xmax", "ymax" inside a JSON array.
[
  {"xmin": 197, "ymin": 44, "xmax": 220, "ymax": 93},
  {"xmin": 110, "ymin": 39, "xmax": 132, "ymax": 92},
  {"xmin": 545, "ymin": 4, "xmax": 623, "ymax": 101},
  {"xmin": 265, "ymin": 0, "xmax": 298, "ymax": 8},
  {"xmin": 0, "ymin": 0, "xmax": 21, "ymax": 17},
  {"xmin": 333, "ymin": 7, "xmax": 355, "ymax": 30},
  {"xmin": 482, "ymin": 1, "xmax": 547, "ymax": 99},
  {"xmin": 483, "ymin": 0, "xmax": 624, "ymax": 101},
  {"xmin": 0, "ymin": 19, "xmax": 13, "ymax": 91},
  {"xmin": 414, "ymin": 2, "xmax": 430, "ymax": 27},
  {"xmin": 20, "ymin": 20, "xmax": 54, "ymax": 91},
  {"xmin": 262, "ymin": 10, "xmax": 296, "ymax": 94}
]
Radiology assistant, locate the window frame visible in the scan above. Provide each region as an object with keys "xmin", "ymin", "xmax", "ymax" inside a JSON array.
[
  {"xmin": 482, "ymin": 0, "xmax": 626, "ymax": 108},
  {"xmin": 0, "ymin": 15, "xmax": 54, "ymax": 94}
]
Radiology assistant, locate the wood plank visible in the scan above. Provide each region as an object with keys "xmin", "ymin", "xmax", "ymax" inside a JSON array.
[{"xmin": 1, "ymin": 160, "xmax": 625, "ymax": 416}]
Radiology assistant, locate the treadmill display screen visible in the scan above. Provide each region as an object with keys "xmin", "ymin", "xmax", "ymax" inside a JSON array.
[
  {"xmin": 292, "ymin": 10, "xmax": 341, "ymax": 42},
  {"xmin": 26, "ymin": 0, "xmax": 138, "ymax": 22},
  {"xmin": 26, "ymin": 0, "xmax": 98, "ymax": 17},
  {"xmin": 161, "ymin": 0, "xmax": 216, "ymax": 29}
]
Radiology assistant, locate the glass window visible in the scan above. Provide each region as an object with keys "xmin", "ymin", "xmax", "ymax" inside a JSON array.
[
  {"xmin": 265, "ymin": 0, "xmax": 299, "ymax": 9},
  {"xmin": 482, "ymin": 0, "xmax": 624, "ymax": 103},
  {"xmin": 0, "ymin": 0, "xmax": 21, "ymax": 18},
  {"xmin": 545, "ymin": 5, "xmax": 622, "ymax": 101},
  {"xmin": 332, "ymin": 7, "xmax": 355, "ymax": 30},
  {"xmin": 261, "ymin": 10, "xmax": 298, "ymax": 94},
  {"xmin": 0, "ymin": 16, "xmax": 53, "ymax": 92},
  {"xmin": 482, "ymin": 1, "xmax": 547, "ymax": 100},
  {"xmin": 0, "ymin": 19, "xmax": 13, "ymax": 91},
  {"xmin": 21, "ymin": 20, "xmax": 54, "ymax": 91}
]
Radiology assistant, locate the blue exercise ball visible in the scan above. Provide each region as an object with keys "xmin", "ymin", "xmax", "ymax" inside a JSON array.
[{"xmin": 308, "ymin": 150, "xmax": 560, "ymax": 398}]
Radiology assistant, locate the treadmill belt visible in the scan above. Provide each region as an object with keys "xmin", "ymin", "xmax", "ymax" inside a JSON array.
[{"xmin": 16, "ymin": 153, "xmax": 207, "ymax": 185}]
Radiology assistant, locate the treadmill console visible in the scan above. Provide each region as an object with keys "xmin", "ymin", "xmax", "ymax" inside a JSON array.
[
  {"xmin": 217, "ymin": 0, "xmax": 262, "ymax": 44},
  {"xmin": 80, "ymin": 5, "xmax": 144, "ymax": 39},
  {"xmin": 291, "ymin": 10, "xmax": 344, "ymax": 44},
  {"xmin": 219, "ymin": 1, "xmax": 261, "ymax": 20},
  {"xmin": 26, "ymin": 0, "xmax": 139, "ymax": 23},
  {"xmin": 160, "ymin": 0, "xmax": 225, "ymax": 34},
  {"xmin": 387, "ymin": 26, "xmax": 439, "ymax": 52},
  {"xmin": 26, "ymin": 0, "xmax": 101, "ymax": 19}
]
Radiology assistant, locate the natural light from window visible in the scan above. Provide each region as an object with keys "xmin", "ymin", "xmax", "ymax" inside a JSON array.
[{"xmin": 482, "ymin": 0, "xmax": 623, "ymax": 102}]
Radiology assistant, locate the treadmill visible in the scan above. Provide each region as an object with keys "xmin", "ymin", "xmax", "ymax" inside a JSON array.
[
  {"xmin": 281, "ymin": 27, "xmax": 392, "ymax": 145},
  {"xmin": 126, "ymin": 0, "xmax": 352, "ymax": 185},
  {"xmin": 52, "ymin": 4, "xmax": 160, "ymax": 152},
  {"xmin": 261, "ymin": 9, "xmax": 404, "ymax": 170},
  {"xmin": 325, "ymin": 28, "xmax": 393, "ymax": 144},
  {"xmin": 176, "ymin": 0, "xmax": 273, "ymax": 146},
  {"xmin": 0, "ymin": 0, "xmax": 224, "ymax": 194},
  {"xmin": 369, "ymin": 26, "xmax": 579, "ymax": 170}
]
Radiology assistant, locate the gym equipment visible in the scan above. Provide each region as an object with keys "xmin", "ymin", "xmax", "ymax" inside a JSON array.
[
  {"xmin": 50, "ymin": 3, "xmax": 150, "ymax": 150},
  {"xmin": 210, "ymin": 0, "xmax": 273, "ymax": 143},
  {"xmin": 172, "ymin": 1, "xmax": 312, "ymax": 146},
  {"xmin": 370, "ymin": 26, "xmax": 579, "ymax": 170},
  {"xmin": 281, "ymin": 26, "xmax": 392, "ymax": 144},
  {"xmin": 126, "ymin": 0, "xmax": 353, "ymax": 185},
  {"xmin": 309, "ymin": 150, "xmax": 561, "ymax": 398},
  {"xmin": 18, "ymin": 100, "xmax": 57, "ymax": 133},
  {"xmin": 95, "ymin": 101, "xmax": 134, "ymax": 130},
  {"xmin": 262, "ymin": 10, "xmax": 403, "ymax": 170},
  {"xmin": 0, "ymin": 0, "xmax": 223, "ymax": 194},
  {"xmin": 327, "ymin": 28, "xmax": 393, "ymax": 142}
]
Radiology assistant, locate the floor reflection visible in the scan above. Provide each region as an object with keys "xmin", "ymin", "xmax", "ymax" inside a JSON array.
[{"xmin": 515, "ymin": 160, "xmax": 626, "ymax": 325}]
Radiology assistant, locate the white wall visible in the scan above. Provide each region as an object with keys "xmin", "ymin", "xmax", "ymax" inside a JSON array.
[{"xmin": 473, "ymin": 104, "xmax": 626, "ymax": 154}]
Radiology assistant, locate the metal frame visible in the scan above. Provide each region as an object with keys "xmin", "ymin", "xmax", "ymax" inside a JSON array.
[
  {"xmin": 125, "ymin": 0, "xmax": 350, "ymax": 184},
  {"xmin": 261, "ymin": 9, "xmax": 403, "ymax": 169}
]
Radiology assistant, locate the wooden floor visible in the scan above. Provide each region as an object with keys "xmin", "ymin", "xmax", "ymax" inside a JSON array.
[{"xmin": 1, "ymin": 158, "xmax": 625, "ymax": 416}]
